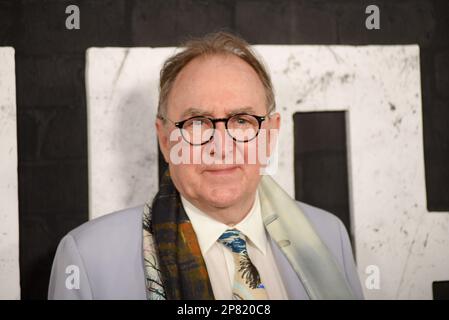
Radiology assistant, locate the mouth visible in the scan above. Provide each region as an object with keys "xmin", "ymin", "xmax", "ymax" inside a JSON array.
[{"xmin": 203, "ymin": 165, "xmax": 240, "ymax": 176}]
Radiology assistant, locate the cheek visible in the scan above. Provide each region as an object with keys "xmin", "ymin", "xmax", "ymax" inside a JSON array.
[
  {"xmin": 167, "ymin": 133, "xmax": 201, "ymax": 165},
  {"xmin": 169, "ymin": 163, "xmax": 202, "ymax": 194},
  {"xmin": 251, "ymin": 130, "xmax": 273, "ymax": 166},
  {"xmin": 237, "ymin": 139, "xmax": 262, "ymax": 166}
]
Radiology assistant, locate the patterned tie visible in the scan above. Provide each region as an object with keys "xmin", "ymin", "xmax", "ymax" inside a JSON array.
[{"xmin": 218, "ymin": 229, "xmax": 268, "ymax": 300}]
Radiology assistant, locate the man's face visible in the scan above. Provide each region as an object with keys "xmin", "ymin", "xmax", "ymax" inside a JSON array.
[{"xmin": 156, "ymin": 54, "xmax": 280, "ymax": 210}]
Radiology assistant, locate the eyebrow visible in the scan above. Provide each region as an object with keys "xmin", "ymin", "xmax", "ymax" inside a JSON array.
[
  {"xmin": 180, "ymin": 106, "xmax": 257, "ymax": 119},
  {"xmin": 180, "ymin": 107, "xmax": 211, "ymax": 119},
  {"xmin": 227, "ymin": 106, "xmax": 257, "ymax": 116}
]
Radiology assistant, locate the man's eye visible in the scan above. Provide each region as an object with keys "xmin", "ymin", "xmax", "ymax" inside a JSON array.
[{"xmin": 185, "ymin": 118, "xmax": 208, "ymax": 129}]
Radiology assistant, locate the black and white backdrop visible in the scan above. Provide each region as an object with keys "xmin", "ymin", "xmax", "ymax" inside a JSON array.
[{"xmin": 0, "ymin": 0, "xmax": 448, "ymax": 300}]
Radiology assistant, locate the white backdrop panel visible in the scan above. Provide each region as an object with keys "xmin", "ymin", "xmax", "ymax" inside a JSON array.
[
  {"xmin": 0, "ymin": 47, "xmax": 20, "ymax": 299},
  {"xmin": 86, "ymin": 45, "xmax": 449, "ymax": 299}
]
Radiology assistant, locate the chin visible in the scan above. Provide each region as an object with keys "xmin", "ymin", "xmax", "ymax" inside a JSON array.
[{"xmin": 205, "ymin": 187, "xmax": 243, "ymax": 208}]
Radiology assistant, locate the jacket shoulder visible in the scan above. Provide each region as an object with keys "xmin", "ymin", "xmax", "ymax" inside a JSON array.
[
  {"xmin": 50, "ymin": 205, "xmax": 148, "ymax": 299},
  {"xmin": 65, "ymin": 205, "xmax": 145, "ymax": 268},
  {"xmin": 68, "ymin": 205, "xmax": 144, "ymax": 244},
  {"xmin": 295, "ymin": 200, "xmax": 350, "ymax": 258},
  {"xmin": 296, "ymin": 201, "xmax": 346, "ymax": 236}
]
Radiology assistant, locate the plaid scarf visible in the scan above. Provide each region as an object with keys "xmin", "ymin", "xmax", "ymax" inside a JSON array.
[{"xmin": 142, "ymin": 170, "xmax": 214, "ymax": 300}]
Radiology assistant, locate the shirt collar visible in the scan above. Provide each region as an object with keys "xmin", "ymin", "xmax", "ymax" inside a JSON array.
[{"xmin": 181, "ymin": 190, "xmax": 267, "ymax": 256}]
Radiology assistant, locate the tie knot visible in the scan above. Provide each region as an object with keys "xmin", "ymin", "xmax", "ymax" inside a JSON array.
[{"xmin": 218, "ymin": 229, "xmax": 248, "ymax": 254}]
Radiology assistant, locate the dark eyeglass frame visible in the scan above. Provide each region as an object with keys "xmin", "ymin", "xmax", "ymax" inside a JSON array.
[{"xmin": 158, "ymin": 112, "xmax": 271, "ymax": 146}]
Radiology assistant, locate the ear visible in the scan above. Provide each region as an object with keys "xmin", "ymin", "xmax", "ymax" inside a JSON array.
[{"xmin": 155, "ymin": 118, "xmax": 170, "ymax": 163}]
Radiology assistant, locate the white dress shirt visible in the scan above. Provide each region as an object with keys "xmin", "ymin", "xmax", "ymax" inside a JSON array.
[{"xmin": 181, "ymin": 191, "xmax": 289, "ymax": 300}]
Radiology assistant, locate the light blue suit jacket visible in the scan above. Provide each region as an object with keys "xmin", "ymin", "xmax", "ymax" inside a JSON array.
[{"xmin": 48, "ymin": 201, "xmax": 364, "ymax": 299}]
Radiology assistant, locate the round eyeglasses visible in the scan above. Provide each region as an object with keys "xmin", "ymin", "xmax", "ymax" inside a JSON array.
[{"xmin": 159, "ymin": 113, "xmax": 270, "ymax": 146}]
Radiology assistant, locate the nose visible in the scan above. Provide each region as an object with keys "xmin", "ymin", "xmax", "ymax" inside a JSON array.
[
  {"xmin": 209, "ymin": 121, "xmax": 233, "ymax": 160},
  {"xmin": 214, "ymin": 121, "xmax": 227, "ymax": 137}
]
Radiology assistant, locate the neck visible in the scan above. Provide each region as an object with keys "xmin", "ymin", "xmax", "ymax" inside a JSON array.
[{"xmin": 185, "ymin": 193, "xmax": 257, "ymax": 226}]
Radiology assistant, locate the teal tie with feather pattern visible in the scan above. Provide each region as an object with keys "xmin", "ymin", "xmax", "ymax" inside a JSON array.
[{"xmin": 218, "ymin": 229, "xmax": 268, "ymax": 300}]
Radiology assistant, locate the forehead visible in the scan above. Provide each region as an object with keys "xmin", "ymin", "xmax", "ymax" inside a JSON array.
[{"xmin": 166, "ymin": 54, "xmax": 267, "ymax": 117}]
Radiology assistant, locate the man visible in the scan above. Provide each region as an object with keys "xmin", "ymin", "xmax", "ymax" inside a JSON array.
[{"xmin": 48, "ymin": 32, "xmax": 364, "ymax": 300}]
